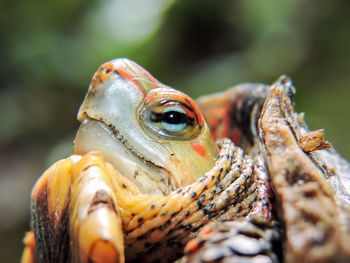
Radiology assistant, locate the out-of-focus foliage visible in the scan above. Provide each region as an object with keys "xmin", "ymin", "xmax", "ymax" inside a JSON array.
[{"xmin": 1, "ymin": 0, "xmax": 349, "ymax": 261}]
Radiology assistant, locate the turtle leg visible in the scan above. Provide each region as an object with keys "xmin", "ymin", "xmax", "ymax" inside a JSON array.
[
  {"xmin": 23, "ymin": 152, "xmax": 124, "ymax": 263},
  {"xmin": 26, "ymin": 155, "xmax": 74, "ymax": 263},
  {"xmin": 69, "ymin": 152, "xmax": 124, "ymax": 263}
]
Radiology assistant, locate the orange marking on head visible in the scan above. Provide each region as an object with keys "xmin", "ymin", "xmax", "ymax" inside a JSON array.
[
  {"xmin": 191, "ymin": 142, "xmax": 206, "ymax": 157},
  {"xmin": 116, "ymin": 67, "xmax": 136, "ymax": 83},
  {"xmin": 115, "ymin": 67, "xmax": 146, "ymax": 95},
  {"xmin": 102, "ymin": 62, "xmax": 114, "ymax": 73},
  {"xmin": 90, "ymin": 62, "xmax": 116, "ymax": 88},
  {"xmin": 99, "ymin": 62, "xmax": 115, "ymax": 82}
]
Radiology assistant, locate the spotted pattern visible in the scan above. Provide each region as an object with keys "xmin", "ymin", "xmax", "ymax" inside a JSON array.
[{"xmin": 107, "ymin": 139, "xmax": 259, "ymax": 262}]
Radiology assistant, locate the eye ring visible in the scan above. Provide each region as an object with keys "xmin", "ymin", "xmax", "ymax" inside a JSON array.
[{"xmin": 140, "ymin": 89, "xmax": 203, "ymax": 140}]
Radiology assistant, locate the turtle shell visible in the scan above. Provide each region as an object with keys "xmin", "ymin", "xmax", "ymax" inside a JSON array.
[{"xmin": 188, "ymin": 75, "xmax": 350, "ymax": 263}]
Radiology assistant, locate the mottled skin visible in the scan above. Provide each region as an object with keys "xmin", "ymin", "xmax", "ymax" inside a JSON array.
[{"xmin": 22, "ymin": 59, "xmax": 262, "ymax": 263}]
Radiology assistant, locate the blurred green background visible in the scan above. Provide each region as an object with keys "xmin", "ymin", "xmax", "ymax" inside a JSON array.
[{"xmin": 1, "ymin": 0, "xmax": 350, "ymax": 261}]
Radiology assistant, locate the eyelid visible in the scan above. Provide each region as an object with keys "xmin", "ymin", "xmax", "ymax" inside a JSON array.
[
  {"xmin": 143, "ymin": 88, "xmax": 203, "ymax": 126},
  {"xmin": 140, "ymin": 100, "xmax": 202, "ymax": 140},
  {"xmin": 162, "ymin": 105, "xmax": 187, "ymax": 114}
]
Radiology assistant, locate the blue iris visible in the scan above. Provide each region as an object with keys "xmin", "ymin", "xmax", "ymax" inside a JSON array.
[{"xmin": 160, "ymin": 106, "xmax": 187, "ymax": 132}]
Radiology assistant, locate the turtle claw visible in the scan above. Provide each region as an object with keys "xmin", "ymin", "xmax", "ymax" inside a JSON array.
[{"xmin": 24, "ymin": 152, "xmax": 125, "ymax": 263}]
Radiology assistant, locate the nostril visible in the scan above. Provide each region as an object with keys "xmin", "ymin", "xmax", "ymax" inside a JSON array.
[
  {"xmin": 104, "ymin": 67, "xmax": 112, "ymax": 74},
  {"xmin": 101, "ymin": 62, "xmax": 114, "ymax": 74}
]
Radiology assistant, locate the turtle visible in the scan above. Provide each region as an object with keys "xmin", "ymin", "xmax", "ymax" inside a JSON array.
[{"xmin": 21, "ymin": 58, "xmax": 350, "ymax": 263}]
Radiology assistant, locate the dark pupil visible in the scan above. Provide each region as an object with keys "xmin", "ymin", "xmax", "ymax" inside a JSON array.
[
  {"xmin": 163, "ymin": 111, "xmax": 187, "ymax": 124},
  {"xmin": 150, "ymin": 111, "xmax": 194, "ymax": 125}
]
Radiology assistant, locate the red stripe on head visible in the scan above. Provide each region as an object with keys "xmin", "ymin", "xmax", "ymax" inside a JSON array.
[{"xmin": 115, "ymin": 67, "xmax": 146, "ymax": 96}]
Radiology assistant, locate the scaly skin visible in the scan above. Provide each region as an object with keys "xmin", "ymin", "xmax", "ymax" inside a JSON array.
[
  {"xmin": 22, "ymin": 139, "xmax": 258, "ymax": 263},
  {"xmin": 24, "ymin": 60, "xmax": 350, "ymax": 263},
  {"xmin": 22, "ymin": 59, "xmax": 260, "ymax": 263}
]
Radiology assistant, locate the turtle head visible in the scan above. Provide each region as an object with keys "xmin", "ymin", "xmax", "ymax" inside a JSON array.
[{"xmin": 74, "ymin": 58, "xmax": 218, "ymax": 195}]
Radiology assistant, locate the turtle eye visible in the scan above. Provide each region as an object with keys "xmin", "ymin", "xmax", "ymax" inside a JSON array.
[
  {"xmin": 140, "ymin": 89, "xmax": 203, "ymax": 140},
  {"xmin": 150, "ymin": 105, "xmax": 192, "ymax": 132}
]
